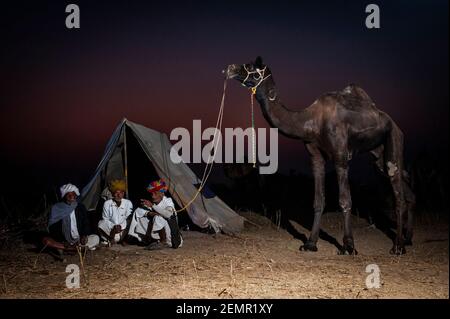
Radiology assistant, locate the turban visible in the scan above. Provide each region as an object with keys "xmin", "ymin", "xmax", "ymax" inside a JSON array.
[
  {"xmin": 146, "ymin": 179, "xmax": 168, "ymax": 193},
  {"xmin": 109, "ymin": 179, "xmax": 126, "ymax": 193},
  {"xmin": 60, "ymin": 183, "xmax": 80, "ymax": 199}
]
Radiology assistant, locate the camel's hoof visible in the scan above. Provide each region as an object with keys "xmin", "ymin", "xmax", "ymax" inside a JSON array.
[
  {"xmin": 338, "ymin": 246, "xmax": 358, "ymax": 255},
  {"xmin": 338, "ymin": 237, "xmax": 358, "ymax": 255},
  {"xmin": 390, "ymin": 245, "xmax": 406, "ymax": 255},
  {"xmin": 299, "ymin": 241, "xmax": 318, "ymax": 252}
]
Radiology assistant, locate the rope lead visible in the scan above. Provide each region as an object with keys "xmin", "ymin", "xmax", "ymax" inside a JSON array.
[
  {"xmin": 175, "ymin": 79, "xmax": 227, "ymax": 213},
  {"xmin": 250, "ymin": 90, "xmax": 256, "ymax": 168}
]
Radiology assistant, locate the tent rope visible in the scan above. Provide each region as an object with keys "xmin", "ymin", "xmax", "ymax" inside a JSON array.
[{"xmin": 175, "ymin": 79, "xmax": 227, "ymax": 213}]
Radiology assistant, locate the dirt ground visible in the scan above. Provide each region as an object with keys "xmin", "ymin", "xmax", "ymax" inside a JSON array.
[{"xmin": 0, "ymin": 212, "xmax": 448, "ymax": 299}]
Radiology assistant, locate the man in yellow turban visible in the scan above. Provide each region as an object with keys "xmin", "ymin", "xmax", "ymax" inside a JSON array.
[{"xmin": 98, "ymin": 179, "xmax": 133, "ymax": 246}]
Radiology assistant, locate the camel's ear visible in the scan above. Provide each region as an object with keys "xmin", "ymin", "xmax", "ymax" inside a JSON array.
[{"xmin": 255, "ymin": 56, "xmax": 264, "ymax": 68}]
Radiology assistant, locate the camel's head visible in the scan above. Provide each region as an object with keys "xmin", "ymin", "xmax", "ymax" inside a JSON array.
[{"xmin": 223, "ymin": 56, "xmax": 271, "ymax": 88}]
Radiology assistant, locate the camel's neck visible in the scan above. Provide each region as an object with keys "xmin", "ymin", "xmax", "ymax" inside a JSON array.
[{"xmin": 254, "ymin": 77, "xmax": 314, "ymax": 141}]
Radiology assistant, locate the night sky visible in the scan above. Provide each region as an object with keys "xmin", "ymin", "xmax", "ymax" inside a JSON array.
[{"xmin": 0, "ymin": 0, "xmax": 448, "ymax": 195}]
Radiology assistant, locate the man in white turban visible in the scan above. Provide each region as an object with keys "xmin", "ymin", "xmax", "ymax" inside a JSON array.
[{"xmin": 48, "ymin": 183, "xmax": 99, "ymax": 250}]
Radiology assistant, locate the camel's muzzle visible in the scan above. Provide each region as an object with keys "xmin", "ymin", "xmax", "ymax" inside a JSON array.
[{"xmin": 223, "ymin": 64, "xmax": 240, "ymax": 79}]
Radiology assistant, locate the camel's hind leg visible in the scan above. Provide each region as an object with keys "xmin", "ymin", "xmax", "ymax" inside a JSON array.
[
  {"xmin": 402, "ymin": 175, "xmax": 415, "ymax": 245},
  {"xmin": 384, "ymin": 125, "xmax": 407, "ymax": 255},
  {"xmin": 371, "ymin": 145, "xmax": 415, "ymax": 247}
]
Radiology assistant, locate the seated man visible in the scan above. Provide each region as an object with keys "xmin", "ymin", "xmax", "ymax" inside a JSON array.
[
  {"xmin": 140, "ymin": 179, "xmax": 183, "ymax": 250},
  {"xmin": 48, "ymin": 183, "xmax": 99, "ymax": 251},
  {"xmin": 98, "ymin": 179, "xmax": 133, "ymax": 246},
  {"xmin": 127, "ymin": 198, "xmax": 152, "ymax": 245}
]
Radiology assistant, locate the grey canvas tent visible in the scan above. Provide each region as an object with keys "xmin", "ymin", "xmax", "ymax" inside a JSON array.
[{"xmin": 80, "ymin": 119, "xmax": 244, "ymax": 234}]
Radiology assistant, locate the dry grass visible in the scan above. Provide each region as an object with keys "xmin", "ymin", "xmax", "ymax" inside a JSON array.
[{"xmin": 0, "ymin": 212, "xmax": 448, "ymax": 299}]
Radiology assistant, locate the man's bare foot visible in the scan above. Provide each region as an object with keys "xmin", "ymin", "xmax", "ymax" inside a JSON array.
[{"xmin": 100, "ymin": 240, "xmax": 111, "ymax": 248}]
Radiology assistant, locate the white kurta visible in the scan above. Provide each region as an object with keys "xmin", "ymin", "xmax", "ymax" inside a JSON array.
[
  {"xmin": 128, "ymin": 207, "xmax": 151, "ymax": 241},
  {"xmin": 69, "ymin": 210, "xmax": 80, "ymax": 241},
  {"xmin": 82, "ymin": 235, "xmax": 100, "ymax": 249},
  {"xmin": 98, "ymin": 199, "xmax": 133, "ymax": 241},
  {"xmin": 149, "ymin": 196, "xmax": 182, "ymax": 247},
  {"xmin": 69, "ymin": 210, "xmax": 100, "ymax": 249}
]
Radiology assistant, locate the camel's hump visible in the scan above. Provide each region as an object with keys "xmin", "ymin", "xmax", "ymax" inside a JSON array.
[
  {"xmin": 336, "ymin": 84, "xmax": 377, "ymax": 111},
  {"xmin": 342, "ymin": 84, "xmax": 372, "ymax": 101}
]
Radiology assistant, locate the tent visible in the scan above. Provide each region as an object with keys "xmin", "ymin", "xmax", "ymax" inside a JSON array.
[{"xmin": 80, "ymin": 119, "xmax": 244, "ymax": 234}]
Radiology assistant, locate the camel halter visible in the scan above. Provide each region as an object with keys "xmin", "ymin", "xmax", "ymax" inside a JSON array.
[{"xmin": 241, "ymin": 65, "xmax": 272, "ymax": 94}]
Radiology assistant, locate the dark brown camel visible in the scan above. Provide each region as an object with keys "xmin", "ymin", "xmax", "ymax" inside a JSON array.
[{"xmin": 225, "ymin": 56, "xmax": 414, "ymax": 255}]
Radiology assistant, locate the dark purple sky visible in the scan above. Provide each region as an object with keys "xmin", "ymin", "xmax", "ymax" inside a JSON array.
[{"xmin": 0, "ymin": 0, "xmax": 448, "ymax": 192}]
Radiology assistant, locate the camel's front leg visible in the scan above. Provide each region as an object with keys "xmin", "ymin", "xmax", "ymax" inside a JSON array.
[
  {"xmin": 300, "ymin": 144, "xmax": 325, "ymax": 252},
  {"xmin": 335, "ymin": 158, "xmax": 357, "ymax": 255}
]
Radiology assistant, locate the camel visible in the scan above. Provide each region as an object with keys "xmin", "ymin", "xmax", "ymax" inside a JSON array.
[{"xmin": 224, "ymin": 56, "xmax": 414, "ymax": 255}]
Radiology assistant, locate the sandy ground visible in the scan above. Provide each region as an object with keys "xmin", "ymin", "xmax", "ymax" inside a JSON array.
[{"xmin": 0, "ymin": 212, "xmax": 448, "ymax": 299}]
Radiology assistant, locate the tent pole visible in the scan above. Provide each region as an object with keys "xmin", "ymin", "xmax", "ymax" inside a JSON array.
[{"xmin": 124, "ymin": 126, "xmax": 129, "ymax": 199}]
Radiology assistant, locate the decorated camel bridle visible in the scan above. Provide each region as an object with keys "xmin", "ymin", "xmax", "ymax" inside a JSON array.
[{"xmin": 241, "ymin": 65, "xmax": 272, "ymax": 95}]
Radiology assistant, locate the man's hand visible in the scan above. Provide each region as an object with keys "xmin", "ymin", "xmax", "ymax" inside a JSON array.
[
  {"xmin": 140, "ymin": 199, "xmax": 153, "ymax": 208},
  {"xmin": 146, "ymin": 211, "xmax": 157, "ymax": 218},
  {"xmin": 80, "ymin": 236, "xmax": 88, "ymax": 245},
  {"xmin": 112, "ymin": 225, "xmax": 122, "ymax": 234},
  {"xmin": 109, "ymin": 225, "xmax": 122, "ymax": 242}
]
